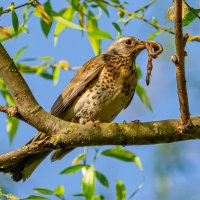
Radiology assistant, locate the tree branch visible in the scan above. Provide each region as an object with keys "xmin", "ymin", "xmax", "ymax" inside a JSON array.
[
  {"xmin": 0, "ymin": 116, "xmax": 200, "ymax": 167},
  {"xmin": 101, "ymin": 0, "xmax": 174, "ymax": 35},
  {"xmin": 173, "ymin": 0, "xmax": 191, "ymax": 131}
]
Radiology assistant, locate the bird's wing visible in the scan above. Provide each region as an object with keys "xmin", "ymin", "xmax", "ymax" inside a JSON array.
[{"xmin": 50, "ymin": 55, "xmax": 105, "ymax": 116}]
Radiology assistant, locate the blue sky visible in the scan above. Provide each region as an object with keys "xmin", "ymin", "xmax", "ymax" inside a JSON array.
[{"xmin": 1, "ymin": 0, "xmax": 200, "ymax": 199}]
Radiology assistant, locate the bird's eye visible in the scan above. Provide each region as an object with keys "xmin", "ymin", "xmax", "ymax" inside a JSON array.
[{"xmin": 125, "ymin": 39, "xmax": 132, "ymax": 45}]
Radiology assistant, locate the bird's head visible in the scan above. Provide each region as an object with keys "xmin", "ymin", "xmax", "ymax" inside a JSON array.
[{"xmin": 103, "ymin": 36, "xmax": 146, "ymax": 57}]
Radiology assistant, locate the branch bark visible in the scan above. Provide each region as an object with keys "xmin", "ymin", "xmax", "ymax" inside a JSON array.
[{"xmin": 173, "ymin": 0, "xmax": 191, "ymax": 131}]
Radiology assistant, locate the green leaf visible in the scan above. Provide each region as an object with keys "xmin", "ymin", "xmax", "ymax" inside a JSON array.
[
  {"xmin": 0, "ymin": 25, "xmax": 27, "ymax": 42},
  {"xmin": 54, "ymin": 7, "xmax": 76, "ymax": 45},
  {"xmin": 94, "ymin": 195, "xmax": 105, "ymax": 200},
  {"xmin": 38, "ymin": 56, "xmax": 54, "ymax": 61},
  {"xmin": 12, "ymin": 11, "xmax": 19, "ymax": 34},
  {"xmin": 82, "ymin": 165, "xmax": 96, "ymax": 199},
  {"xmin": 97, "ymin": 2, "xmax": 109, "ymax": 16},
  {"xmin": 53, "ymin": 65, "xmax": 61, "ymax": 85},
  {"xmin": 88, "ymin": 30, "xmax": 112, "ymax": 40},
  {"xmin": 33, "ymin": 188, "xmax": 53, "ymax": 195},
  {"xmin": 112, "ymin": 22, "xmax": 122, "ymax": 38},
  {"xmin": 23, "ymin": 5, "xmax": 32, "ymax": 23},
  {"xmin": 183, "ymin": 8, "xmax": 200, "ymax": 26},
  {"xmin": 101, "ymin": 148, "xmax": 143, "ymax": 170},
  {"xmin": 73, "ymin": 193, "xmax": 84, "ymax": 197},
  {"xmin": 116, "ymin": 180, "xmax": 126, "ymax": 200},
  {"xmin": 147, "ymin": 31, "xmax": 163, "ymax": 41},
  {"xmin": 54, "ymin": 185, "xmax": 65, "ymax": 197},
  {"xmin": 21, "ymin": 195, "xmax": 50, "ymax": 200},
  {"xmin": 152, "ymin": 16, "xmax": 158, "ymax": 26},
  {"xmin": 13, "ymin": 46, "xmax": 28, "ymax": 62},
  {"xmin": 72, "ymin": 153, "xmax": 86, "ymax": 165},
  {"xmin": 7, "ymin": 116, "xmax": 18, "ymax": 143},
  {"xmin": 136, "ymin": 64, "xmax": 142, "ymax": 79},
  {"xmin": 54, "ymin": 16, "xmax": 85, "ymax": 31},
  {"xmin": 111, "ymin": 0, "xmax": 120, "ymax": 4},
  {"xmin": 40, "ymin": 19, "xmax": 52, "ymax": 37},
  {"xmin": 95, "ymin": 170, "xmax": 109, "ymax": 188},
  {"xmin": 136, "ymin": 83, "xmax": 153, "ymax": 111},
  {"xmin": 60, "ymin": 164, "xmax": 87, "ymax": 174},
  {"xmin": 87, "ymin": 11, "xmax": 100, "ymax": 55}
]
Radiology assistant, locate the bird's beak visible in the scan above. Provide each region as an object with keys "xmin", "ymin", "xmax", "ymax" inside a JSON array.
[{"xmin": 136, "ymin": 41, "xmax": 146, "ymax": 51}]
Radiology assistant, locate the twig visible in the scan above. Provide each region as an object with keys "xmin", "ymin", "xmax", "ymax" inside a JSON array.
[
  {"xmin": 134, "ymin": 0, "xmax": 157, "ymax": 13},
  {"xmin": 173, "ymin": 0, "xmax": 192, "ymax": 132},
  {"xmin": 0, "ymin": 105, "xmax": 18, "ymax": 116},
  {"xmin": 101, "ymin": 0, "xmax": 174, "ymax": 34},
  {"xmin": 0, "ymin": 0, "xmax": 37, "ymax": 16}
]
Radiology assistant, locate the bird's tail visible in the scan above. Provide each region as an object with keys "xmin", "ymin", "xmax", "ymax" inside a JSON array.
[
  {"xmin": 0, "ymin": 150, "xmax": 51, "ymax": 182},
  {"xmin": 0, "ymin": 130, "xmax": 75, "ymax": 181}
]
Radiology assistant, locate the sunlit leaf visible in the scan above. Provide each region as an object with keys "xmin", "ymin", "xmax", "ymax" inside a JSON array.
[
  {"xmin": 147, "ymin": 31, "xmax": 163, "ymax": 41},
  {"xmin": 13, "ymin": 46, "xmax": 28, "ymax": 62},
  {"xmin": 23, "ymin": 5, "xmax": 32, "ymax": 23},
  {"xmin": 0, "ymin": 25, "xmax": 26, "ymax": 42},
  {"xmin": 38, "ymin": 56, "xmax": 54, "ymax": 61},
  {"xmin": 33, "ymin": 188, "xmax": 53, "ymax": 195},
  {"xmin": 88, "ymin": 29, "xmax": 112, "ymax": 40},
  {"xmin": 87, "ymin": 11, "xmax": 100, "ymax": 55},
  {"xmin": 54, "ymin": 16, "xmax": 85, "ymax": 31},
  {"xmin": 72, "ymin": 153, "xmax": 86, "ymax": 165},
  {"xmin": 94, "ymin": 195, "xmax": 105, "ymax": 200},
  {"xmin": 60, "ymin": 164, "xmax": 87, "ymax": 174},
  {"xmin": 116, "ymin": 180, "xmax": 126, "ymax": 200},
  {"xmin": 101, "ymin": 148, "xmax": 143, "ymax": 170},
  {"xmin": 53, "ymin": 65, "xmax": 61, "ymax": 85},
  {"xmin": 7, "ymin": 116, "xmax": 18, "ymax": 143},
  {"xmin": 82, "ymin": 165, "xmax": 95, "ymax": 199},
  {"xmin": 12, "ymin": 11, "xmax": 19, "ymax": 33},
  {"xmin": 54, "ymin": 185, "xmax": 65, "ymax": 197},
  {"xmin": 97, "ymin": 2, "xmax": 109, "ymax": 16},
  {"xmin": 152, "ymin": 16, "xmax": 158, "ymax": 26},
  {"xmin": 183, "ymin": 8, "xmax": 200, "ymax": 26},
  {"xmin": 95, "ymin": 170, "xmax": 109, "ymax": 188},
  {"xmin": 136, "ymin": 83, "xmax": 153, "ymax": 111}
]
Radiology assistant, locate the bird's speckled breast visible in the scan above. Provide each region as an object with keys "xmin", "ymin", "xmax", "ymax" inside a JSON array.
[{"xmin": 62, "ymin": 54, "xmax": 138, "ymax": 124}]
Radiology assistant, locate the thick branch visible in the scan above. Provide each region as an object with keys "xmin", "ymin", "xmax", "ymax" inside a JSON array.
[
  {"xmin": 173, "ymin": 0, "xmax": 191, "ymax": 130},
  {"xmin": 0, "ymin": 116, "xmax": 200, "ymax": 166}
]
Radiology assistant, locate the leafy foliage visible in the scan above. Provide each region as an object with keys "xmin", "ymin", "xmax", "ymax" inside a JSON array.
[{"xmin": 0, "ymin": 0, "xmax": 199, "ymax": 199}]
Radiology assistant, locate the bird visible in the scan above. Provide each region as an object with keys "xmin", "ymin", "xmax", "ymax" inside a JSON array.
[{"xmin": 0, "ymin": 36, "xmax": 147, "ymax": 181}]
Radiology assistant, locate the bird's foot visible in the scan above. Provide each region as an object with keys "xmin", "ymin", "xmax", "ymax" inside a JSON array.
[{"xmin": 86, "ymin": 120, "xmax": 100, "ymax": 126}]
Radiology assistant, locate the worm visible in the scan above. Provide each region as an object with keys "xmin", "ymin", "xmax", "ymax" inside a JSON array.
[{"xmin": 145, "ymin": 41, "xmax": 163, "ymax": 86}]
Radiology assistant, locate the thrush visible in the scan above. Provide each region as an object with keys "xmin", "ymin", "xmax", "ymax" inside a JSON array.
[{"xmin": 0, "ymin": 36, "xmax": 148, "ymax": 181}]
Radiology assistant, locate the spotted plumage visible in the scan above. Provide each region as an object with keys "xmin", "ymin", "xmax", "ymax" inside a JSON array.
[{"xmin": 1, "ymin": 36, "xmax": 147, "ymax": 181}]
